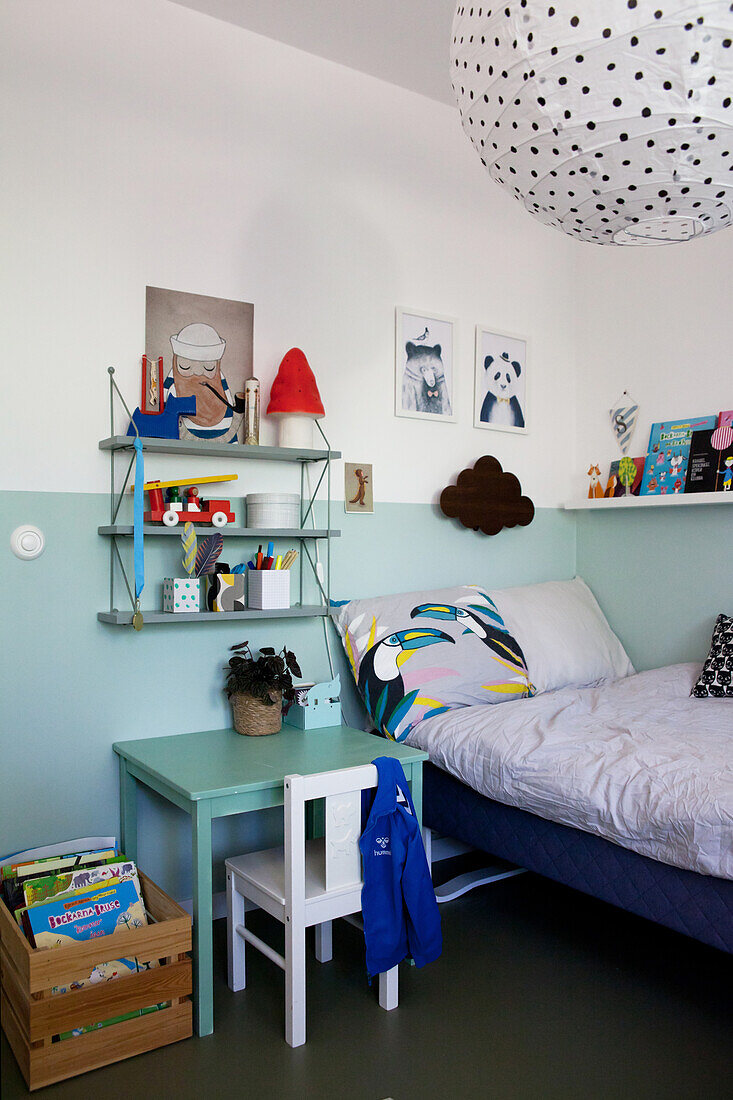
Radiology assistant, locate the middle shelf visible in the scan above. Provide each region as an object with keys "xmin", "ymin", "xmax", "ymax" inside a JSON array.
[{"xmin": 99, "ymin": 526, "xmax": 341, "ymax": 538}]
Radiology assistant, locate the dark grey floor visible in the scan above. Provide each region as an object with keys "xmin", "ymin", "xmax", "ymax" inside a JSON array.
[{"xmin": 2, "ymin": 863, "xmax": 732, "ymax": 1099}]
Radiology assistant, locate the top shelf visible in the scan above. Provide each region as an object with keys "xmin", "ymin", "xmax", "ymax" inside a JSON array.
[
  {"xmin": 564, "ymin": 491, "xmax": 733, "ymax": 510},
  {"xmin": 99, "ymin": 436, "xmax": 341, "ymax": 463}
]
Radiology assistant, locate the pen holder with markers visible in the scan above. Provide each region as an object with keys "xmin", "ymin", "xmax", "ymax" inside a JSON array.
[{"xmin": 247, "ymin": 569, "xmax": 291, "ymax": 610}]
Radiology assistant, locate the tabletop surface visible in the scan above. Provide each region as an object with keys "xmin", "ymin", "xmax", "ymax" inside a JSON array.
[{"xmin": 113, "ymin": 724, "xmax": 428, "ymax": 802}]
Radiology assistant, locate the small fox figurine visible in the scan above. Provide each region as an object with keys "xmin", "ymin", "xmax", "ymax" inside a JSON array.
[{"xmin": 587, "ymin": 464, "xmax": 604, "ymax": 499}]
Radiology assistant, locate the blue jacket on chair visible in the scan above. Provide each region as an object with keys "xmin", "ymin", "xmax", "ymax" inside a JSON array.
[{"xmin": 359, "ymin": 756, "xmax": 442, "ymax": 977}]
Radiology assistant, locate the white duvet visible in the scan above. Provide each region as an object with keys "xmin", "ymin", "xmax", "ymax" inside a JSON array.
[{"xmin": 404, "ymin": 664, "xmax": 733, "ymax": 880}]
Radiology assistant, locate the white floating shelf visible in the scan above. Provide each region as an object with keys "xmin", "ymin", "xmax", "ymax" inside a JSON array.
[{"xmin": 564, "ymin": 491, "xmax": 733, "ymax": 510}]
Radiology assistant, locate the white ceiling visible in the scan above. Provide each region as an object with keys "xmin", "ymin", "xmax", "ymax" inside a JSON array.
[{"xmin": 167, "ymin": 0, "xmax": 458, "ymax": 106}]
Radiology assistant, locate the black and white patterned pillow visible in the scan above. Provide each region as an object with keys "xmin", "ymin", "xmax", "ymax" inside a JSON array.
[{"xmin": 691, "ymin": 614, "xmax": 733, "ymax": 699}]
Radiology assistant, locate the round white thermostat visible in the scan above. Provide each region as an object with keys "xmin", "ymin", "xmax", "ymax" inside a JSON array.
[{"xmin": 11, "ymin": 525, "xmax": 45, "ymax": 560}]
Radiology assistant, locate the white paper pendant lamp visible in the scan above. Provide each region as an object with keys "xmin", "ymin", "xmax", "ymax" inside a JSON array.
[{"xmin": 451, "ymin": 2, "xmax": 733, "ymax": 244}]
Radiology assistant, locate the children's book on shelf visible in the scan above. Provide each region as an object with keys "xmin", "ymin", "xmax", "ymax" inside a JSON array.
[
  {"xmin": 604, "ymin": 457, "xmax": 645, "ymax": 497},
  {"xmin": 685, "ymin": 428, "xmax": 733, "ymax": 493},
  {"xmin": 639, "ymin": 415, "xmax": 718, "ymax": 496}
]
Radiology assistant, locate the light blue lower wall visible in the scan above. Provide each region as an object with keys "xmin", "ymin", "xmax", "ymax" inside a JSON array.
[
  {"xmin": 0, "ymin": 491, "xmax": 575, "ymax": 897},
  {"xmin": 3, "ymin": 490, "xmax": 725, "ymax": 897},
  {"xmin": 576, "ymin": 505, "xmax": 733, "ymax": 671}
]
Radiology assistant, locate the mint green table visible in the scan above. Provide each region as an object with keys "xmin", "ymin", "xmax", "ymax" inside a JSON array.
[{"xmin": 113, "ymin": 724, "xmax": 428, "ymax": 1037}]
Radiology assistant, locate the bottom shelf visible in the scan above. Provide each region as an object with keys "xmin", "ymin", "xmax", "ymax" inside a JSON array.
[{"xmin": 98, "ymin": 606, "xmax": 329, "ymax": 625}]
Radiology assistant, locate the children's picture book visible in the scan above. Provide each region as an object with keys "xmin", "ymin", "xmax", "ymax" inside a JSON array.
[
  {"xmin": 3, "ymin": 848, "xmax": 117, "ymax": 883},
  {"xmin": 604, "ymin": 457, "xmax": 645, "ymax": 497},
  {"xmin": 3, "ymin": 850, "xmax": 119, "ymax": 913},
  {"xmin": 685, "ymin": 428, "xmax": 733, "ymax": 493},
  {"xmin": 21, "ymin": 876, "xmax": 157, "ymax": 1004},
  {"xmin": 0, "ymin": 837, "xmax": 117, "ymax": 872},
  {"xmin": 22, "ymin": 859, "xmax": 140, "ymax": 910},
  {"xmin": 24, "ymin": 877, "xmax": 147, "ymax": 949},
  {"xmin": 639, "ymin": 415, "xmax": 718, "ymax": 496},
  {"xmin": 0, "ymin": 840, "xmax": 160, "ymax": 1040},
  {"xmin": 59, "ymin": 1003, "xmax": 163, "ymax": 1042}
]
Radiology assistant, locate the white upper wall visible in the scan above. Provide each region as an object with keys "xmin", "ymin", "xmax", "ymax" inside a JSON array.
[
  {"xmin": 573, "ymin": 235, "xmax": 733, "ymax": 493},
  {"xmin": 0, "ymin": 0, "xmax": 579, "ymax": 506}
]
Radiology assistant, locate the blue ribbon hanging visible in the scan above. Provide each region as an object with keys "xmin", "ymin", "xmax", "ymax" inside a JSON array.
[{"xmin": 133, "ymin": 436, "xmax": 145, "ymax": 602}]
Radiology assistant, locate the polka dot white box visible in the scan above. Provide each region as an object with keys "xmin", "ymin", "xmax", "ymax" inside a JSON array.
[
  {"xmin": 247, "ymin": 570, "xmax": 290, "ymax": 610},
  {"xmin": 162, "ymin": 577, "xmax": 202, "ymax": 613}
]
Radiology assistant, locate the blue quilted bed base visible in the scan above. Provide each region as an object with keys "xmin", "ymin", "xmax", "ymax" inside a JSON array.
[{"xmin": 423, "ymin": 763, "xmax": 733, "ymax": 954}]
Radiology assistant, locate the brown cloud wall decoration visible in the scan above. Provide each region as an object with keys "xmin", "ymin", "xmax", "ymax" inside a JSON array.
[{"xmin": 440, "ymin": 455, "xmax": 535, "ymax": 536}]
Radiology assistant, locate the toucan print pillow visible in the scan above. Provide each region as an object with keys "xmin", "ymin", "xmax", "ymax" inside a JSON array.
[{"xmin": 334, "ymin": 585, "xmax": 533, "ymax": 741}]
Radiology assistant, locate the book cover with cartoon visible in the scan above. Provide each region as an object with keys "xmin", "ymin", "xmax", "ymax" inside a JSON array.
[
  {"xmin": 22, "ymin": 859, "xmax": 140, "ymax": 910},
  {"xmin": 685, "ymin": 428, "xmax": 733, "ymax": 493},
  {"xmin": 3, "ymin": 850, "xmax": 119, "ymax": 913},
  {"xmin": 25, "ymin": 878, "xmax": 147, "ymax": 949},
  {"xmin": 640, "ymin": 416, "xmax": 717, "ymax": 496}
]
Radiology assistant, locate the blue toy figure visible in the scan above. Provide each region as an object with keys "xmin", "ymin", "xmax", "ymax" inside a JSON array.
[{"xmin": 127, "ymin": 395, "xmax": 197, "ymax": 439}]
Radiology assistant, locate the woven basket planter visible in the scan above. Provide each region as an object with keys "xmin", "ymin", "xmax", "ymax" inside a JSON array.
[{"xmin": 230, "ymin": 691, "xmax": 282, "ymax": 736}]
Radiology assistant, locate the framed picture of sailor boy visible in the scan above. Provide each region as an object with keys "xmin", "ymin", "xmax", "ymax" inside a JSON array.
[{"xmin": 145, "ymin": 286, "xmax": 254, "ymax": 442}]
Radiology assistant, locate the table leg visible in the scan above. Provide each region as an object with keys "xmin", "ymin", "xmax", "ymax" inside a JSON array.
[
  {"xmin": 192, "ymin": 799, "xmax": 214, "ymax": 1037},
  {"xmin": 119, "ymin": 757, "xmax": 138, "ymax": 862},
  {"xmin": 410, "ymin": 762, "xmax": 423, "ymax": 825}
]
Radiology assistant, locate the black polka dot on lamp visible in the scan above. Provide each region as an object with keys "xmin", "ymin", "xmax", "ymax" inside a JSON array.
[{"xmin": 451, "ymin": 1, "xmax": 733, "ymax": 245}]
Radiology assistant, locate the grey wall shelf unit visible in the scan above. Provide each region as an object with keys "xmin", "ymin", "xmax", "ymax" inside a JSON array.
[
  {"xmin": 100, "ymin": 368, "xmax": 340, "ymax": 628},
  {"xmin": 99, "ymin": 435, "xmax": 338, "ymax": 464},
  {"xmin": 99, "ymin": 526, "xmax": 340, "ymax": 538},
  {"xmin": 99, "ymin": 607, "xmax": 331, "ymax": 626}
]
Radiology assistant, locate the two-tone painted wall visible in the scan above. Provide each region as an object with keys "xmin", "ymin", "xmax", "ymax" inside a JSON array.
[
  {"xmin": 0, "ymin": 1, "xmax": 580, "ymax": 892},
  {"xmin": 2, "ymin": 1, "xmax": 730, "ymax": 895}
]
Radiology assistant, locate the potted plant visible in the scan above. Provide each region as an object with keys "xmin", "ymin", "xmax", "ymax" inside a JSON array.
[{"xmin": 224, "ymin": 641, "xmax": 302, "ymax": 736}]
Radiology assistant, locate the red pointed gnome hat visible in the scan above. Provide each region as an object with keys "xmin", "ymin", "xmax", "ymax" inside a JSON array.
[{"xmin": 267, "ymin": 348, "xmax": 325, "ymax": 418}]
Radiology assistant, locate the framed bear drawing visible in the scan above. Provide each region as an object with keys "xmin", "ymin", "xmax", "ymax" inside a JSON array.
[
  {"xmin": 474, "ymin": 326, "xmax": 528, "ymax": 435},
  {"xmin": 395, "ymin": 307, "xmax": 456, "ymax": 423}
]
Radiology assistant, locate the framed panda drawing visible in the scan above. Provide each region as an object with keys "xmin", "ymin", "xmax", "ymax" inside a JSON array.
[
  {"xmin": 474, "ymin": 326, "xmax": 528, "ymax": 435},
  {"xmin": 395, "ymin": 307, "xmax": 457, "ymax": 423}
]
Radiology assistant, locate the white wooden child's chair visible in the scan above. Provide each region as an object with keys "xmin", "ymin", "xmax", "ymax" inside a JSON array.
[{"xmin": 225, "ymin": 764, "xmax": 399, "ymax": 1048}]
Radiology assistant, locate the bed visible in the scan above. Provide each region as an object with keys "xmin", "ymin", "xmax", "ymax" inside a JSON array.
[{"xmin": 333, "ymin": 579, "xmax": 733, "ymax": 952}]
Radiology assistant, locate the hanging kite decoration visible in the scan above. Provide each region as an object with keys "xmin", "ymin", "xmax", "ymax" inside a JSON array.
[
  {"xmin": 451, "ymin": 2, "xmax": 733, "ymax": 245},
  {"xmin": 609, "ymin": 391, "xmax": 639, "ymax": 454}
]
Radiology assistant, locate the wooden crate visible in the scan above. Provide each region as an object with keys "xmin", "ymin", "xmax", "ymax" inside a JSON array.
[{"xmin": 0, "ymin": 870, "xmax": 192, "ymax": 1091}]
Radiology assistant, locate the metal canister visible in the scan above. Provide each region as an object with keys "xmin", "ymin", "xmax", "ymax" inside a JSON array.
[{"xmin": 244, "ymin": 377, "xmax": 260, "ymax": 445}]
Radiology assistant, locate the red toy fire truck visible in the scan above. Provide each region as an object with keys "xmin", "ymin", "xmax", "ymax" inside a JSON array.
[{"xmin": 134, "ymin": 474, "xmax": 238, "ymax": 527}]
